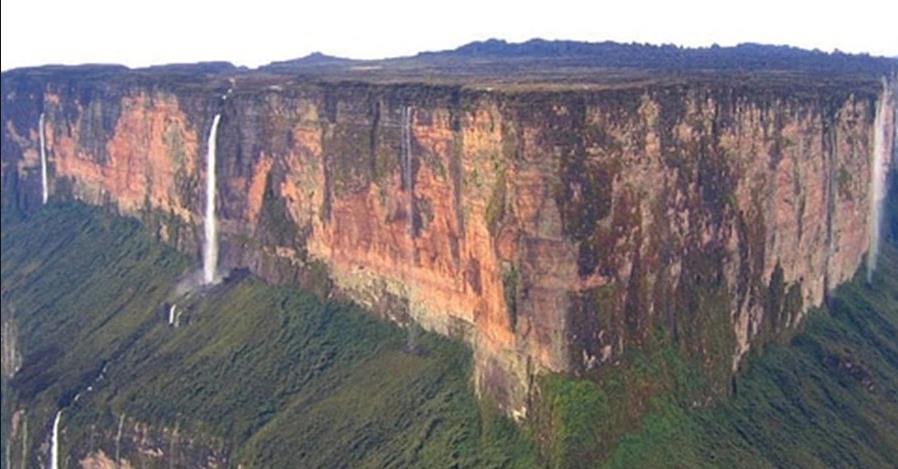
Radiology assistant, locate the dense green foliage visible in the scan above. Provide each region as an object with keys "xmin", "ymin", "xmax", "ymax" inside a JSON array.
[{"xmin": 1, "ymin": 204, "xmax": 535, "ymax": 468}]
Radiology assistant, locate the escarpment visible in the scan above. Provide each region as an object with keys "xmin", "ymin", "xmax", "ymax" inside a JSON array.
[{"xmin": 2, "ymin": 64, "xmax": 896, "ymax": 417}]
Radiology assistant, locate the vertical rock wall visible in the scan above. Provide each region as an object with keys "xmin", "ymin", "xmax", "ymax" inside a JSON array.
[{"xmin": 2, "ymin": 72, "xmax": 895, "ymax": 415}]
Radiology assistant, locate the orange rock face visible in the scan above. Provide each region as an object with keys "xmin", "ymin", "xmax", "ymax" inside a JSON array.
[
  {"xmin": 47, "ymin": 93, "xmax": 199, "ymax": 221},
  {"xmin": 3, "ymin": 78, "xmax": 895, "ymax": 415}
]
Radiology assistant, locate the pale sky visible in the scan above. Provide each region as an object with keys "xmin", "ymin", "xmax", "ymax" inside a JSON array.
[{"xmin": 2, "ymin": 0, "xmax": 897, "ymax": 71}]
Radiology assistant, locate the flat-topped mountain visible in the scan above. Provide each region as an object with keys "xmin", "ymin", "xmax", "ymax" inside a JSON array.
[{"xmin": 2, "ymin": 38, "xmax": 897, "ymax": 468}]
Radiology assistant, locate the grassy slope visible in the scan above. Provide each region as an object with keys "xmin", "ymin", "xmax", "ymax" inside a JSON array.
[{"xmin": 1, "ymin": 204, "xmax": 535, "ymax": 468}]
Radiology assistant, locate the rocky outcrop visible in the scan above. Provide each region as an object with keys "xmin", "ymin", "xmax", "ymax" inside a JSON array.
[
  {"xmin": 73, "ymin": 416, "xmax": 228, "ymax": 469},
  {"xmin": 2, "ymin": 66, "xmax": 896, "ymax": 417},
  {"xmin": 4, "ymin": 410, "xmax": 226, "ymax": 469}
]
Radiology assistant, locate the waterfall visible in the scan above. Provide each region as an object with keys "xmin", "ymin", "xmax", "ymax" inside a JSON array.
[
  {"xmin": 401, "ymin": 106, "xmax": 415, "ymax": 236},
  {"xmin": 203, "ymin": 114, "xmax": 222, "ymax": 285},
  {"xmin": 39, "ymin": 113, "xmax": 48, "ymax": 204},
  {"xmin": 5, "ymin": 434, "xmax": 11, "ymax": 469},
  {"xmin": 401, "ymin": 106, "xmax": 418, "ymax": 352},
  {"xmin": 168, "ymin": 304, "xmax": 177, "ymax": 326},
  {"xmin": 114, "ymin": 414, "xmax": 125, "ymax": 464},
  {"xmin": 49, "ymin": 410, "xmax": 62, "ymax": 469},
  {"xmin": 20, "ymin": 416, "xmax": 27, "ymax": 469},
  {"xmin": 867, "ymin": 82, "xmax": 892, "ymax": 283}
]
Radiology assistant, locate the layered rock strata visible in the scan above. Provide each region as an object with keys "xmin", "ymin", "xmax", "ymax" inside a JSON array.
[{"xmin": 2, "ymin": 70, "xmax": 896, "ymax": 415}]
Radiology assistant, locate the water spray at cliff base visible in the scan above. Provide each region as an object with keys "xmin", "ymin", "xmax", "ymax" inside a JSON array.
[
  {"xmin": 867, "ymin": 81, "xmax": 896, "ymax": 283},
  {"xmin": 203, "ymin": 114, "xmax": 222, "ymax": 285}
]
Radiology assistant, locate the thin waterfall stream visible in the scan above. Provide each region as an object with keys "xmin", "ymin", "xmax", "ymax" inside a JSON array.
[
  {"xmin": 203, "ymin": 114, "xmax": 222, "ymax": 285},
  {"xmin": 39, "ymin": 113, "xmax": 48, "ymax": 204}
]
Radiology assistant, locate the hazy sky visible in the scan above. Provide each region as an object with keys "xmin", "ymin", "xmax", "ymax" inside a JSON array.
[{"xmin": 2, "ymin": 0, "xmax": 897, "ymax": 71}]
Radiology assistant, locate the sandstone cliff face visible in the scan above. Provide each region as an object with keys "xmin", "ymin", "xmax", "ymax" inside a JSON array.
[{"xmin": 2, "ymin": 70, "xmax": 896, "ymax": 416}]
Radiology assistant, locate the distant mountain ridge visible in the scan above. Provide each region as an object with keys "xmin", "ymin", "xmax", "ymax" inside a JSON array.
[
  {"xmin": 4, "ymin": 38, "xmax": 895, "ymax": 79},
  {"xmin": 425, "ymin": 38, "xmax": 891, "ymax": 67},
  {"xmin": 260, "ymin": 38, "xmax": 897, "ymax": 74},
  {"xmin": 262, "ymin": 52, "xmax": 359, "ymax": 72}
]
